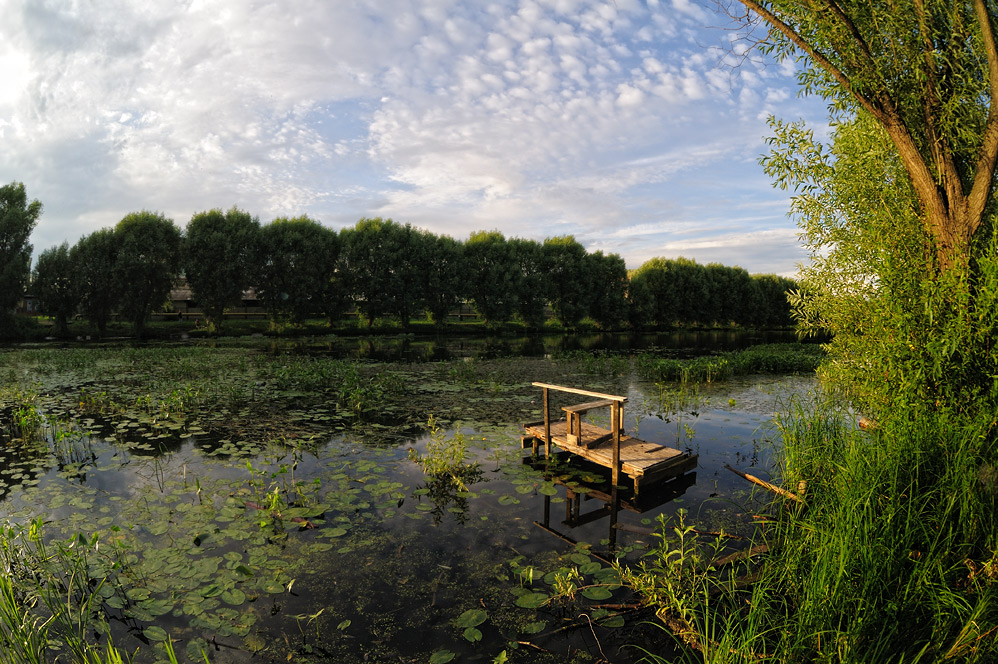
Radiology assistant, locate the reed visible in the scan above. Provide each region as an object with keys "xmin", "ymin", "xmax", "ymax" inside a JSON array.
[{"xmin": 630, "ymin": 395, "xmax": 998, "ymax": 663}]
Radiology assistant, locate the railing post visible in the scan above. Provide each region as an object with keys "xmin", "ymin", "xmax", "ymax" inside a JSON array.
[
  {"xmin": 609, "ymin": 400, "xmax": 621, "ymax": 549},
  {"xmin": 543, "ymin": 387, "xmax": 551, "ymax": 457}
]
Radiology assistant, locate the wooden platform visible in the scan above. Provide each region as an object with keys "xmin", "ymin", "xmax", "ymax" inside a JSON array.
[{"xmin": 523, "ymin": 419, "xmax": 697, "ymax": 494}]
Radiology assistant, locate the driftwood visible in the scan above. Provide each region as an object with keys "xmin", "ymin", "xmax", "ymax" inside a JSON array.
[
  {"xmin": 714, "ymin": 544, "xmax": 770, "ymax": 568},
  {"xmin": 724, "ymin": 464, "xmax": 803, "ymax": 504}
]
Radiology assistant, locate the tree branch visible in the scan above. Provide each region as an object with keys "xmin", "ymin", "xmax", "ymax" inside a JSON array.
[
  {"xmin": 967, "ymin": 0, "xmax": 998, "ymax": 230},
  {"xmin": 735, "ymin": 0, "xmax": 880, "ymax": 117}
]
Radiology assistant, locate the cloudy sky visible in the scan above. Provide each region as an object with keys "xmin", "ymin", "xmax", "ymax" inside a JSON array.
[{"xmin": 0, "ymin": 0, "xmax": 828, "ymax": 276}]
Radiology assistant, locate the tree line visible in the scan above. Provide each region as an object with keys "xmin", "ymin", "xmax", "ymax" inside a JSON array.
[{"xmin": 1, "ymin": 182, "xmax": 797, "ymax": 337}]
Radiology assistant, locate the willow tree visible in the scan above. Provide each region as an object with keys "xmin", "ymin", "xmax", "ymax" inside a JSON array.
[
  {"xmin": 185, "ymin": 207, "xmax": 260, "ymax": 333},
  {"xmin": 114, "ymin": 211, "xmax": 182, "ymax": 339},
  {"xmin": 735, "ymin": 0, "xmax": 998, "ymax": 272},
  {"xmin": 737, "ymin": 0, "xmax": 998, "ymax": 411},
  {"xmin": 706, "ymin": 4, "xmax": 998, "ymax": 661},
  {"xmin": 0, "ymin": 182, "xmax": 41, "ymax": 335}
]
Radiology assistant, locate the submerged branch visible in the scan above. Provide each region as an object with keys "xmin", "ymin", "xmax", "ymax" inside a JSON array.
[{"xmin": 724, "ymin": 464, "xmax": 803, "ymax": 503}]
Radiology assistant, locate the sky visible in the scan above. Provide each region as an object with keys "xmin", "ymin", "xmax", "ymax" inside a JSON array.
[{"xmin": 0, "ymin": 0, "xmax": 830, "ymax": 277}]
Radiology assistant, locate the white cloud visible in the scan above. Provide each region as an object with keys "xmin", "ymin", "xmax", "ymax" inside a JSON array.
[{"xmin": 0, "ymin": 0, "xmax": 828, "ymax": 276}]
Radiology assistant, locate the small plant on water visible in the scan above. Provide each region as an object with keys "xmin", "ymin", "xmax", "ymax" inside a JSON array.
[{"xmin": 409, "ymin": 415, "xmax": 481, "ymax": 490}]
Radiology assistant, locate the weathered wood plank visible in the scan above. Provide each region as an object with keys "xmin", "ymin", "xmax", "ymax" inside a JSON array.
[
  {"xmin": 531, "ymin": 382, "xmax": 627, "ymax": 403},
  {"xmin": 524, "ymin": 419, "xmax": 696, "ymax": 488},
  {"xmin": 562, "ymin": 399, "xmax": 615, "ymax": 413}
]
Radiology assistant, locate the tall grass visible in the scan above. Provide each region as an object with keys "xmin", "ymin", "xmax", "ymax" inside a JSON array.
[
  {"xmin": 629, "ymin": 396, "xmax": 998, "ymax": 663},
  {"xmin": 636, "ymin": 343, "xmax": 825, "ymax": 383},
  {"xmin": 0, "ymin": 521, "xmax": 202, "ymax": 664}
]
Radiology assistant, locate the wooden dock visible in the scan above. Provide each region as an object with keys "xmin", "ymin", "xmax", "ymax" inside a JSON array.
[{"xmin": 522, "ymin": 382, "xmax": 697, "ymax": 495}]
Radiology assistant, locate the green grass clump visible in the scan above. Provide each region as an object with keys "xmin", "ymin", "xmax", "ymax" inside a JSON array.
[
  {"xmin": 637, "ymin": 343, "xmax": 824, "ymax": 383},
  {"xmin": 626, "ymin": 397, "xmax": 998, "ymax": 663}
]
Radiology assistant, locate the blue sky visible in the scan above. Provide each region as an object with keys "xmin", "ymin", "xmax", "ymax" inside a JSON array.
[{"xmin": 0, "ymin": 0, "xmax": 829, "ymax": 276}]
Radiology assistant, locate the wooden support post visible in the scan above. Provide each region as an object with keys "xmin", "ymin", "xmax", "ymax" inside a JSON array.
[
  {"xmin": 542, "ymin": 387, "xmax": 551, "ymax": 457},
  {"xmin": 609, "ymin": 401, "xmax": 621, "ymax": 550}
]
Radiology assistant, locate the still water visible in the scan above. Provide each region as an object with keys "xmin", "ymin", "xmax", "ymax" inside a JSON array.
[{"xmin": 0, "ymin": 335, "xmax": 816, "ymax": 663}]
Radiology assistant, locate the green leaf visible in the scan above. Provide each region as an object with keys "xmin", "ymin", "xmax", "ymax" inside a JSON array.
[
  {"xmin": 515, "ymin": 592, "xmax": 549, "ymax": 608},
  {"xmin": 582, "ymin": 586, "xmax": 613, "ymax": 600},
  {"xmin": 143, "ymin": 625, "xmax": 169, "ymax": 642},
  {"xmin": 522, "ymin": 621, "xmax": 546, "ymax": 635},
  {"xmin": 455, "ymin": 609, "xmax": 488, "ymax": 628},
  {"xmin": 429, "ymin": 650, "xmax": 456, "ymax": 664},
  {"xmin": 463, "ymin": 627, "xmax": 483, "ymax": 642},
  {"xmin": 221, "ymin": 588, "xmax": 247, "ymax": 606}
]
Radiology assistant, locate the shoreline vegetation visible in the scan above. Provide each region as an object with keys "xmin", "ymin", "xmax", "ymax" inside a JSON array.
[{"xmin": 3, "ymin": 312, "xmax": 802, "ymax": 344}]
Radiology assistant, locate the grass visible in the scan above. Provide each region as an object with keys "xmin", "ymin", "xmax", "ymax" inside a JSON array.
[
  {"xmin": 0, "ymin": 520, "xmax": 205, "ymax": 664},
  {"xmin": 636, "ymin": 343, "xmax": 825, "ymax": 383},
  {"xmin": 625, "ymin": 394, "xmax": 998, "ymax": 663}
]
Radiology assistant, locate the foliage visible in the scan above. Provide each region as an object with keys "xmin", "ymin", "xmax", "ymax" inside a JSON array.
[
  {"xmin": 113, "ymin": 211, "xmax": 182, "ymax": 339},
  {"xmin": 738, "ymin": 0, "xmax": 998, "ymax": 271},
  {"xmin": 70, "ymin": 229, "xmax": 120, "ymax": 338},
  {"xmin": 341, "ymin": 218, "xmax": 424, "ymax": 327},
  {"xmin": 509, "ymin": 236, "xmax": 548, "ymax": 329},
  {"xmin": 422, "ymin": 232, "xmax": 466, "ymax": 326},
  {"xmin": 408, "ymin": 416, "xmax": 480, "ymax": 490},
  {"xmin": 0, "ymin": 182, "xmax": 41, "ymax": 336},
  {"xmin": 465, "ymin": 230, "xmax": 519, "ymax": 327},
  {"xmin": 184, "ymin": 207, "xmax": 260, "ymax": 333},
  {"xmin": 268, "ymin": 356, "xmax": 403, "ymax": 414},
  {"xmin": 586, "ymin": 251, "xmax": 629, "ymax": 330},
  {"xmin": 256, "ymin": 216, "xmax": 339, "ymax": 326},
  {"xmin": 636, "ymin": 343, "xmax": 824, "ymax": 382},
  {"xmin": 32, "ymin": 242, "xmax": 77, "ymax": 336},
  {"xmin": 620, "ymin": 4, "xmax": 998, "ymax": 660},
  {"xmin": 631, "ymin": 256, "xmax": 794, "ymax": 328},
  {"xmin": 0, "ymin": 520, "xmax": 201, "ymax": 664},
  {"xmin": 543, "ymin": 235, "xmax": 590, "ymax": 328}
]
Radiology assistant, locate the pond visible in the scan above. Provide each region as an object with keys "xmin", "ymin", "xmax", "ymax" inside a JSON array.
[{"xmin": 0, "ymin": 337, "xmax": 816, "ymax": 664}]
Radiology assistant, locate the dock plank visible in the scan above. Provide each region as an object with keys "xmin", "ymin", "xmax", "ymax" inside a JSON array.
[{"xmin": 524, "ymin": 419, "xmax": 696, "ymax": 489}]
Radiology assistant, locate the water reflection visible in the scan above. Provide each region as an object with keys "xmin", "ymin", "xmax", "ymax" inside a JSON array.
[
  {"xmin": 529, "ymin": 452, "xmax": 697, "ymax": 552},
  {"xmin": 257, "ymin": 329, "xmax": 812, "ymax": 362}
]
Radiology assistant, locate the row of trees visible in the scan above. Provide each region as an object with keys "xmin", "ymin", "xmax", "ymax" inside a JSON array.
[
  {"xmin": 5, "ymin": 186, "xmax": 797, "ymax": 337},
  {"xmin": 630, "ymin": 257, "xmax": 796, "ymax": 328}
]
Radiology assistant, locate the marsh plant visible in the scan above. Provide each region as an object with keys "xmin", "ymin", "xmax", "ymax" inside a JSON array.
[
  {"xmin": 409, "ymin": 416, "xmax": 481, "ymax": 490},
  {"xmin": 645, "ymin": 378, "xmax": 706, "ymax": 446},
  {"xmin": 0, "ymin": 520, "xmax": 203, "ymax": 664}
]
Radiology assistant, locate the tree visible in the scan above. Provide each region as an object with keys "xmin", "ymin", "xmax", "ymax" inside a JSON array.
[
  {"xmin": 586, "ymin": 251, "xmax": 629, "ymax": 330},
  {"xmin": 708, "ymin": 5, "xmax": 998, "ymax": 659},
  {"xmin": 542, "ymin": 236, "xmax": 590, "ymax": 328},
  {"xmin": 256, "ymin": 216, "xmax": 338, "ymax": 326},
  {"xmin": 750, "ymin": 273, "xmax": 795, "ymax": 328},
  {"xmin": 733, "ymin": 0, "xmax": 998, "ymax": 273},
  {"xmin": 465, "ymin": 231, "xmax": 518, "ymax": 327},
  {"xmin": 422, "ymin": 232, "xmax": 466, "ymax": 327},
  {"xmin": 32, "ymin": 242, "xmax": 77, "ymax": 336},
  {"xmin": 184, "ymin": 207, "xmax": 260, "ymax": 333},
  {"xmin": 509, "ymin": 237, "xmax": 548, "ymax": 329},
  {"xmin": 72, "ymin": 228, "xmax": 120, "ymax": 337},
  {"xmin": 340, "ymin": 218, "xmax": 425, "ymax": 328},
  {"xmin": 704, "ymin": 263, "xmax": 756, "ymax": 326},
  {"xmin": 629, "ymin": 257, "xmax": 709, "ymax": 327},
  {"xmin": 0, "ymin": 182, "xmax": 41, "ymax": 333},
  {"xmin": 114, "ymin": 211, "xmax": 182, "ymax": 339}
]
